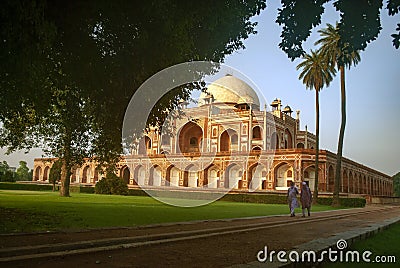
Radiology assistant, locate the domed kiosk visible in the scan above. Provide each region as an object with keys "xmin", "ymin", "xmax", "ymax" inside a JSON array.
[{"xmin": 198, "ymin": 74, "xmax": 260, "ymax": 110}]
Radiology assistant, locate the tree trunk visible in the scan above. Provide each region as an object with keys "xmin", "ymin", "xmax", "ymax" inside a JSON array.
[
  {"xmin": 332, "ymin": 65, "xmax": 346, "ymax": 207},
  {"xmin": 59, "ymin": 158, "xmax": 71, "ymax": 197},
  {"xmin": 313, "ymin": 88, "xmax": 320, "ymax": 204},
  {"xmin": 60, "ymin": 133, "xmax": 72, "ymax": 197}
]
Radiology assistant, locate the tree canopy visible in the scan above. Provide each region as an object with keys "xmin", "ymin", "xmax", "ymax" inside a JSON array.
[
  {"xmin": 0, "ymin": 0, "xmax": 267, "ymax": 196},
  {"xmin": 276, "ymin": 0, "xmax": 400, "ymax": 60},
  {"xmin": 0, "ymin": 161, "xmax": 14, "ymax": 182}
]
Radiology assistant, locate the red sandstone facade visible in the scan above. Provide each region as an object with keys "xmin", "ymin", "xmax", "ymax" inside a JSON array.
[{"xmin": 32, "ymin": 75, "xmax": 393, "ymax": 196}]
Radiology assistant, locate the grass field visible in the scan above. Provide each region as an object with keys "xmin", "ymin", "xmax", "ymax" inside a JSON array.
[
  {"xmin": 326, "ymin": 222, "xmax": 400, "ymax": 268},
  {"xmin": 0, "ymin": 190, "xmax": 339, "ymax": 233}
]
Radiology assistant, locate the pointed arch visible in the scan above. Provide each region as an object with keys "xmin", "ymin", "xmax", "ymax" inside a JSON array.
[
  {"xmin": 327, "ymin": 165, "xmax": 334, "ymax": 192},
  {"xmin": 183, "ymin": 164, "xmax": 198, "ymax": 187},
  {"xmin": 166, "ymin": 165, "xmax": 180, "ymax": 187},
  {"xmin": 284, "ymin": 129, "xmax": 293, "ymax": 149},
  {"xmin": 224, "ymin": 164, "xmax": 241, "ymax": 189},
  {"xmin": 349, "ymin": 171, "xmax": 354, "ymax": 193},
  {"xmin": 34, "ymin": 166, "xmax": 42, "ymax": 181},
  {"xmin": 220, "ymin": 129, "xmax": 238, "ymax": 152},
  {"xmin": 303, "ymin": 165, "xmax": 323, "ymax": 192},
  {"xmin": 178, "ymin": 122, "xmax": 203, "ymax": 153},
  {"xmin": 273, "ymin": 162, "xmax": 293, "ymax": 189},
  {"xmin": 204, "ymin": 164, "xmax": 219, "ymax": 189},
  {"xmin": 82, "ymin": 165, "xmax": 90, "ymax": 184},
  {"xmin": 248, "ymin": 163, "xmax": 267, "ymax": 190},
  {"xmin": 270, "ymin": 132, "xmax": 279, "ymax": 149},
  {"xmin": 149, "ymin": 165, "xmax": 162, "ymax": 186},
  {"xmin": 138, "ymin": 135, "xmax": 152, "ymax": 155},
  {"xmin": 297, "ymin": 143, "xmax": 304, "ymax": 149},
  {"xmin": 342, "ymin": 169, "xmax": 349, "ymax": 193},
  {"xmin": 120, "ymin": 165, "xmax": 131, "ymax": 184},
  {"xmin": 252, "ymin": 126, "xmax": 262, "ymax": 140},
  {"xmin": 43, "ymin": 166, "xmax": 50, "ymax": 181},
  {"xmin": 134, "ymin": 165, "xmax": 145, "ymax": 186}
]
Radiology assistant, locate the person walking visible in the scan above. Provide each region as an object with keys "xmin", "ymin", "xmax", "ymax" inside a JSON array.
[
  {"xmin": 287, "ymin": 181, "xmax": 299, "ymax": 217},
  {"xmin": 300, "ymin": 181, "xmax": 312, "ymax": 217}
]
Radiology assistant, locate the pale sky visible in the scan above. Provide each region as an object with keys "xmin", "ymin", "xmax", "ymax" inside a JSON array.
[
  {"xmin": 1, "ymin": 2, "xmax": 399, "ymax": 175},
  {"xmin": 223, "ymin": 2, "xmax": 400, "ymax": 176}
]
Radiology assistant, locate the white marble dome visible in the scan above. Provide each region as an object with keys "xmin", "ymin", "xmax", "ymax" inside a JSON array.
[{"xmin": 198, "ymin": 75, "xmax": 260, "ymax": 107}]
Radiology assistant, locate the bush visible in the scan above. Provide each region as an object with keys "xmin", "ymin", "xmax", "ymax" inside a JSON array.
[{"xmin": 95, "ymin": 173, "xmax": 128, "ymax": 195}]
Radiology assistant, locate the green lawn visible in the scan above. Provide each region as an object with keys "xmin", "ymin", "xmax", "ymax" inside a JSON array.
[
  {"xmin": 325, "ymin": 223, "xmax": 400, "ymax": 268},
  {"xmin": 0, "ymin": 190, "xmax": 337, "ymax": 233}
]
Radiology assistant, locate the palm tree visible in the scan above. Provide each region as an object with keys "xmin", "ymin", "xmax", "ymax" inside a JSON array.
[
  {"xmin": 296, "ymin": 50, "xmax": 335, "ymax": 203},
  {"xmin": 315, "ymin": 23, "xmax": 360, "ymax": 206}
]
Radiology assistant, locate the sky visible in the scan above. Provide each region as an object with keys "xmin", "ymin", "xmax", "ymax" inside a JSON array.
[
  {"xmin": 1, "ymin": 2, "xmax": 399, "ymax": 175},
  {"xmin": 220, "ymin": 2, "xmax": 400, "ymax": 176}
]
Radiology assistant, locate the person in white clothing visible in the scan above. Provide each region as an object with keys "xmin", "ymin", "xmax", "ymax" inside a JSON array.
[{"xmin": 287, "ymin": 181, "xmax": 299, "ymax": 217}]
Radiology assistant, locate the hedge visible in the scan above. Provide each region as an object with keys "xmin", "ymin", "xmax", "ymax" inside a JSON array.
[
  {"xmin": 219, "ymin": 193, "xmax": 365, "ymax": 207},
  {"xmin": 0, "ymin": 182, "xmax": 365, "ymax": 207},
  {"xmin": 0, "ymin": 182, "xmax": 53, "ymax": 191},
  {"xmin": 220, "ymin": 193, "xmax": 288, "ymax": 204},
  {"xmin": 0, "ymin": 182, "xmax": 95, "ymax": 193},
  {"xmin": 316, "ymin": 197, "xmax": 366, "ymax": 207},
  {"xmin": 70, "ymin": 186, "xmax": 95, "ymax": 194}
]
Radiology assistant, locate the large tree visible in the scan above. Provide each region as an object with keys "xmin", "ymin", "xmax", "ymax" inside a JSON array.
[
  {"xmin": 296, "ymin": 50, "xmax": 335, "ymax": 202},
  {"xmin": 315, "ymin": 23, "xmax": 360, "ymax": 206},
  {"xmin": 0, "ymin": 161, "xmax": 14, "ymax": 182},
  {"xmin": 0, "ymin": 0, "xmax": 267, "ymax": 196},
  {"xmin": 15, "ymin": 161, "xmax": 30, "ymax": 181}
]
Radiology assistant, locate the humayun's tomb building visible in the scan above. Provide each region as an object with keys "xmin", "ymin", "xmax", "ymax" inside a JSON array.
[{"xmin": 33, "ymin": 75, "xmax": 393, "ymax": 196}]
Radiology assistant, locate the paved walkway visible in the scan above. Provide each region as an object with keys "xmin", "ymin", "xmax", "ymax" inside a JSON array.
[
  {"xmin": 1, "ymin": 205, "xmax": 399, "ymax": 267},
  {"xmin": 232, "ymin": 213, "xmax": 400, "ymax": 267}
]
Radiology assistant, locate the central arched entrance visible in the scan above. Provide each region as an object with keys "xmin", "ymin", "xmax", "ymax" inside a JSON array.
[
  {"xmin": 177, "ymin": 122, "xmax": 203, "ymax": 153},
  {"xmin": 220, "ymin": 129, "xmax": 238, "ymax": 152}
]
